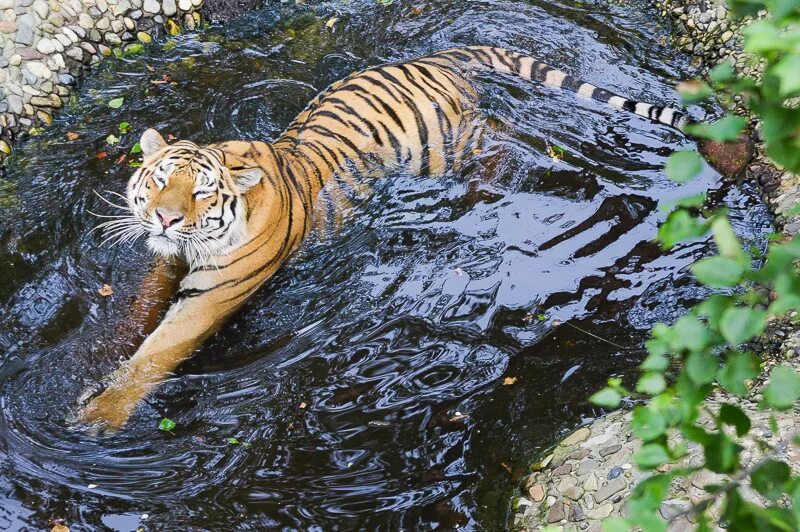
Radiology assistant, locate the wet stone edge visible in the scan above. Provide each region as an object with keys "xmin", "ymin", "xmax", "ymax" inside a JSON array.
[
  {"xmin": 0, "ymin": 0, "xmax": 206, "ymax": 159},
  {"xmin": 511, "ymin": 1, "xmax": 800, "ymax": 530}
]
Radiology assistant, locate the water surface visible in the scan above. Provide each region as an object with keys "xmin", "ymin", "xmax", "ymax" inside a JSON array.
[{"xmin": 0, "ymin": 0, "xmax": 771, "ymax": 529}]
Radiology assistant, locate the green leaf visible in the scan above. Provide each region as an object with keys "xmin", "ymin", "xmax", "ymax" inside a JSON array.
[
  {"xmin": 751, "ymin": 460, "xmax": 791, "ymax": 500},
  {"xmin": 691, "ymin": 256, "xmax": 745, "ymax": 287},
  {"xmin": 677, "ymin": 81, "xmax": 713, "ymax": 105},
  {"xmin": 711, "ymin": 216, "xmax": 746, "ymax": 261},
  {"xmin": 709, "ymin": 62, "xmax": 735, "ymax": 83},
  {"xmin": 763, "ymin": 365, "xmax": 800, "ymax": 410},
  {"xmin": 686, "ymin": 115, "xmax": 747, "ymax": 142},
  {"xmin": 637, "ymin": 372, "xmax": 667, "ymax": 395},
  {"xmin": 671, "ymin": 315, "xmax": 711, "ymax": 352},
  {"xmin": 666, "ymin": 150, "xmax": 704, "ymax": 183},
  {"xmin": 686, "ymin": 351, "xmax": 718, "ymax": 385},
  {"xmin": 770, "ymin": 55, "xmax": 800, "ymax": 97},
  {"xmin": 158, "ymin": 418, "xmax": 176, "ymax": 432},
  {"xmin": 119, "ymin": 121, "xmax": 131, "ymax": 134},
  {"xmin": 130, "ymin": 142, "xmax": 142, "ymax": 154},
  {"xmin": 719, "ymin": 352, "xmax": 760, "ymax": 396},
  {"xmin": 704, "ymin": 432, "xmax": 742, "ymax": 473},
  {"xmin": 632, "ymin": 405, "xmax": 667, "ymax": 441},
  {"xmin": 589, "ymin": 387, "xmax": 622, "ymax": 408},
  {"xmin": 719, "ymin": 403, "xmax": 751, "ymax": 436},
  {"xmin": 108, "ymin": 97, "xmax": 124, "ymax": 109},
  {"xmin": 106, "ymin": 134, "xmax": 119, "ymax": 145},
  {"xmin": 227, "ymin": 437, "xmax": 240, "ymax": 444},
  {"xmin": 635, "ymin": 443, "xmax": 671, "ymax": 469},
  {"xmin": 641, "ymin": 350, "xmax": 669, "ymax": 372},
  {"xmin": 657, "ymin": 209, "xmax": 711, "ymax": 249},
  {"xmin": 601, "ymin": 518, "xmax": 632, "ymax": 532},
  {"xmin": 719, "ymin": 307, "xmax": 767, "ymax": 345}
]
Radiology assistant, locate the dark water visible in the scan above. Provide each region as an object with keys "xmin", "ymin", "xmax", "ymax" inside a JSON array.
[{"xmin": 0, "ymin": 0, "xmax": 771, "ymax": 529}]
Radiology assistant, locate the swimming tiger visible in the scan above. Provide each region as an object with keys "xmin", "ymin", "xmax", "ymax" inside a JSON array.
[{"xmin": 78, "ymin": 46, "xmax": 694, "ymax": 430}]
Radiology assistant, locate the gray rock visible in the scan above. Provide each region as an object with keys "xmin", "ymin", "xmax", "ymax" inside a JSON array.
[
  {"xmin": 57, "ymin": 73, "xmax": 74, "ymax": 85},
  {"xmin": 78, "ymin": 14, "xmax": 94, "ymax": 30},
  {"xmin": 14, "ymin": 15, "xmax": 34, "ymax": 46},
  {"xmin": 105, "ymin": 33, "xmax": 121, "ymax": 45},
  {"xmin": 547, "ymin": 500, "xmax": 566, "ymax": 523},
  {"xmin": 6, "ymin": 94, "xmax": 22, "ymax": 114},
  {"xmin": 599, "ymin": 444, "xmax": 621, "ymax": 458},
  {"xmin": 569, "ymin": 503, "xmax": 585, "ymax": 522},
  {"xmin": 143, "ymin": 0, "xmax": 160, "ymax": 14},
  {"xmin": 95, "ymin": 17, "xmax": 110, "ymax": 30},
  {"xmin": 594, "ymin": 476, "xmax": 626, "ymax": 504},
  {"xmin": 65, "ymin": 47, "xmax": 83, "ymax": 61},
  {"xmin": 32, "ymin": 0, "xmax": 48, "ymax": 18},
  {"xmin": 163, "ymin": 0, "xmax": 177, "ymax": 16},
  {"xmin": 577, "ymin": 459, "xmax": 598, "ymax": 476}
]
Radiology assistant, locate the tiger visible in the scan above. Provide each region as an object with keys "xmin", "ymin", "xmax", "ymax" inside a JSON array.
[{"xmin": 78, "ymin": 46, "xmax": 698, "ymax": 430}]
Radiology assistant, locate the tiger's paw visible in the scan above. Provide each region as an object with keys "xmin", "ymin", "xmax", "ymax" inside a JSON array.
[{"xmin": 74, "ymin": 383, "xmax": 138, "ymax": 434}]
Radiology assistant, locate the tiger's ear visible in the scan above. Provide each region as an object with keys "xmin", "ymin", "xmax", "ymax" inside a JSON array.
[
  {"xmin": 230, "ymin": 166, "xmax": 264, "ymax": 192},
  {"xmin": 140, "ymin": 128, "xmax": 167, "ymax": 156}
]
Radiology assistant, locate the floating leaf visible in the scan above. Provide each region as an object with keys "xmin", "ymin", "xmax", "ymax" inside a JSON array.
[
  {"xmin": 158, "ymin": 418, "xmax": 176, "ymax": 432},
  {"xmin": 503, "ymin": 376, "xmax": 518, "ymax": 386},
  {"xmin": 106, "ymin": 134, "xmax": 119, "ymax": 145},
  {"xmin": 119, "ymin": 122, "xmax": 131, "ymax": 134},
  {"xmin": 66, "ymin": 131, "xmax": 79, "ymax": 141},
  {"xmin": 108, "ymin": 97, "xmax": 124, "ymax": 109},
  {"xmin": 98, "ymin": 284, "xmax": 113, "ymax": 297}
]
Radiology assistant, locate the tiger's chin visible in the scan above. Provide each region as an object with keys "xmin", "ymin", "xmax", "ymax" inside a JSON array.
[{"xmin": 147, "ymin": 235, "xmax": 182, "ymax": 258}]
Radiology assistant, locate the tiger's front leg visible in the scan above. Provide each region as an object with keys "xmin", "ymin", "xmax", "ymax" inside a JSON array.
[{"xmin": 79, "ymin": 288, "xmax": 227, "ymax": 431}]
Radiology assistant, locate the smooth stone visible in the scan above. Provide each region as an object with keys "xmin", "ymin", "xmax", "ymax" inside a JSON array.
[
  {"xmin": 178, "ymin": 0, "xmax": 191, "ymax": 9},
  {"xmin": 599, "ymin": 444, "xmax": 622, "ymax": 458},
  {"xmin": 105, "ymin": 32, "xmax": 121, "ymax": 45},
  {"xmin": 6, "ymin": 94, "xmax": 22, "ymax": 114},
  {"xmin": 577, "ymin": 459, "xmax": 598, "ymax": 476},
  {"xmin": 123, "ymin": 17, "xmax": 135, "ymax": 30},
  {"xmin": 95, "ymin": 17, "xmax": 110, "ymax": 30},
  {"xmin": 78, "ymin": 13, "xmax": 94, "ymax": 29},
  {"xmin": 9, "ymin": 53, "xmax": 20, "ymax": 65},
  {"xmin": 585, "ymin": 503, "xmax": 614, "ymax": 520},
  {"xmin": 564, "ymin": 486, "xmax": 585, "ymax": 501},
  {"xmin": 111, "ymin": 19, "xmax": 123, "ymax": 33},
  {"xmin": 25, "ymin": 61, "xmax": 50, "ymax": 78},
  {"xmin": 162, "ymin": 0, "xmax": 176, "ymax": 15},
  {"xmin": 529, "ymin": 484, "xmax": 545, "ymax": 502},
  {"xmin": 32, "ymin": 0, "xmax": 48, "ymax": 18},
  {"xmin": 0, "ymin": 20, "xmax": 14, "ymax": 33},
  {"xmin": 583, "ymin": 472, "xmax": 598, "ymax": 491},
  {"xmin": 143, "ymin": 0, "xmax": 159, "ymax": 13},
  {"xmin": 561, "ymin": 427, "xmax": 591, "ymax": 447},
  {"xmin": 552, "ymin": 463, "xmax": 572, "ymax": 476},
  {"xmin": 607, "ymin": 466, "xmax": 623, "ymax": 480},
  {"xmin": 594, "ymin": 476, "xmax": 626, "ymax": 504},
  {"xmin": 36, "ymin": 37, "xmax": 55, "ymax": 54},
  {"xmin": 569, "ymin": 503, "xmax": 585, "ymax": 522}
]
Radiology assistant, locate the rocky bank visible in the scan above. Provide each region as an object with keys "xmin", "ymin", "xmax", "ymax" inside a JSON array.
[{"xmin": 0, "ymin": 0, "xmax": 205, "ymax": 160}]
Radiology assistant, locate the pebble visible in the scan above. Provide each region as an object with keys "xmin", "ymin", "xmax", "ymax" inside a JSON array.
[
  {"xmin": 594, "ymin": 477, "xmax": 626, "ymax": 503},
  {"xmin": 598, "ymin": 444, "xmax": 621, "ymax": 458},
  {"xmin": 607, "ymin": 466, "xmax": 623, "ymax": 480},
  {"xmin": 529, "ymin": 484, "xmax": 545, "ymax": 502},
  {"xmin": 547, "ymin": 501, "xmax": 566, "ymax": 523},
  {"xmin": 561, "ymin": 427, "xmax": 591, "ymax": 447},
  {"xmin": 552, "ymin": 463, "xmax": 572, "ymax": 476}
]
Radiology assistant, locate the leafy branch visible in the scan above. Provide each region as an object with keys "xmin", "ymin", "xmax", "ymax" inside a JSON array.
[{"xmin": 591, "ymin": 1, "xmax": 800, "ymax": 530}]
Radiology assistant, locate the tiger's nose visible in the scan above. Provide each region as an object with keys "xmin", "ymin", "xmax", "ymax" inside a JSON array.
[{"xmin": 155, "ymin": 208, "xmax": 183, "ymax": 229}]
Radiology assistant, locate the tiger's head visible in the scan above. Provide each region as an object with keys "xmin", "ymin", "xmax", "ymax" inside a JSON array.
[{"xmin": 126, "ymin": 129, "xmax": 264, "ymax": 264}]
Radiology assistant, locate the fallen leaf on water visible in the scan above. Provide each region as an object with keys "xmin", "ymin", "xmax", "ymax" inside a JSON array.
[
  {"xmin": 410, "ymin": 6, "xmax": 423, "ymax": 15},
  {"xmin": 503, "ymin": 377, "xmax": 517, "ymax": 386},
  {"xmin": 95, "ymin": 151, "xmax": 108, "ymax": 159},
  {"xmin": 146, "ymin": 64, "xmax": 155, "ymax": 72},
  {"xmin": 98, "ymin": 284, "xmax": 113, "ymax": 297},
  {"xmin": 546, "ymin": 144, "xmax": 565, "ymax": 162},
  {"xmin": 66, "ymin": 131, "xmax": 79, "ymax": 141},
  {"xmin": 299, "ymin": 402, "xmax": 307, "ymax": 409},
  {"xmin": 116, "ymin": 154, "xmax": 127, "ymax": 164},
  {"xmin": 500, "ymin": 462, "xmax": 513, "ymax": 474},
  {"xmin": 106, "ymin": 134, "xmax": 119, "ymax": 145},
  {"xmin": 325, "ymin": 17, "xmax": 339, "ymax": 29},
  {"xmin": 52, "ymin": 525, "xmax": 70, "ymax": 532}
]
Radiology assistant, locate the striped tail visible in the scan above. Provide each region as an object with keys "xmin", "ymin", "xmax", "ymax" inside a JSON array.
[{"xmin": 439, "ymin": 46, "xmax": 689, "ymax": 132}]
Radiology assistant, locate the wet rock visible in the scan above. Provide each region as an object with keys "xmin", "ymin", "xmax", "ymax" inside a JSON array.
[
  {"xmin": 697, "ymin": 134, "xmax": 755, "ymax": 179},
  {"xmin": 607, "ymin": 466, "xmax": 623, "ymax": 480}
]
